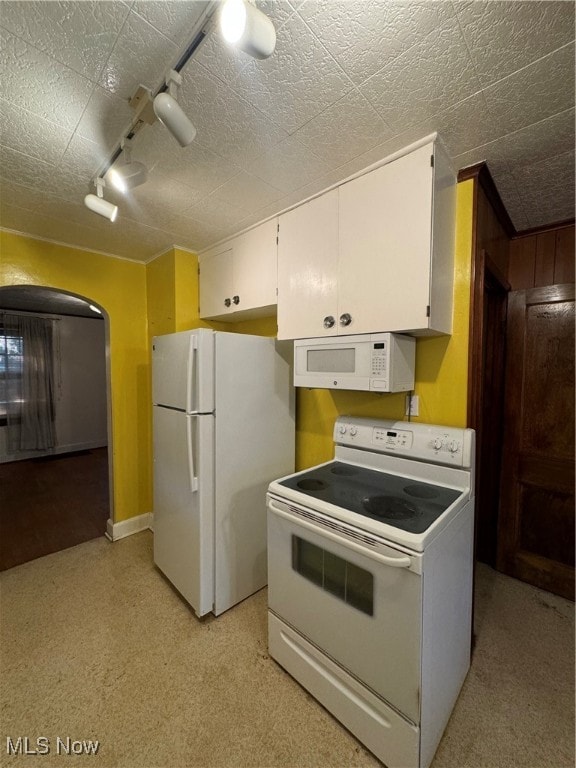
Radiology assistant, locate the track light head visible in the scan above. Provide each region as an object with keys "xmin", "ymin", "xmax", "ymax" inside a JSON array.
[
  {"xmin": 84, "ymin": 178, "xmax": 118, "ymax": 223},
  {"xmin": 220, "ymin": 0, "xmax": 276, "ymax": 60},
  {"xmin": 153, "ymin": 70, "xmax": 197, "ymax": 147},
  {"xmin": 107, "ymin": 138, "xmax": 148, "ymax": 193}
]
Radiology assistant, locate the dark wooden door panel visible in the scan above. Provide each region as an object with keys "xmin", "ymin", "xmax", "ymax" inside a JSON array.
[{"xmin": 498, "ymin": 284, "xmax": 575, "ymax": 600}]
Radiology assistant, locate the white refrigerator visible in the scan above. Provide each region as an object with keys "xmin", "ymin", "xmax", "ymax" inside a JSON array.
[{"xmin": 152, "ymin": 328, "xmax": 294, "ymax": 618}]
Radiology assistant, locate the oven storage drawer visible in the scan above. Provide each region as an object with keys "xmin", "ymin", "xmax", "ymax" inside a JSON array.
[
  {"xmin": 269, "ymin": 612, "xmax": 420, "ymax": 768},
  {"xmin": 267, "ymin": 496, "xmax": 423, "ymax": 723}
]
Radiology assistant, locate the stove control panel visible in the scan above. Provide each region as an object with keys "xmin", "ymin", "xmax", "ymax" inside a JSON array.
[
  {"xmin": 373, "ymin": 426, "xmax": 413, "ymax": 450},
  {"xmin": 334, "ymin": 417, "xmax": 475, "ymax": 469}
]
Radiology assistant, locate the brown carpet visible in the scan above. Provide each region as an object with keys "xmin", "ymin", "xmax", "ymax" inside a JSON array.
[
  {"xmin": 0, "ymin": 531, "xmax": 573, "ymax": 768},
  {"xmin": 0, "ymin": 448, "xmax": 109, "ymax": 570}
]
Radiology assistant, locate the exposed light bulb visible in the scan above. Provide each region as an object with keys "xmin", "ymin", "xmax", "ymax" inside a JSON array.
[{"xmin": 220, "ymin": 0, "xmax": 276, "ymax": 59}]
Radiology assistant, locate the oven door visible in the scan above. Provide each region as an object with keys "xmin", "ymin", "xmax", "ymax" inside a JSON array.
[{"xmin": 267, "ymin": 495, "xmax": 423, "ymax": 724}]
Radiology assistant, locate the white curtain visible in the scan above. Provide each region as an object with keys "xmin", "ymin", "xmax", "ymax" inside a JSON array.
[{"xmin": 1, "ymin": 313, "xmax": 56, "ymax": 452}]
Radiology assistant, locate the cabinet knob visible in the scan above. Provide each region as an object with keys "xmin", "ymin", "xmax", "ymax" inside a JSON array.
[
  {"xmin": 224, "ymin": 298, "xmax": 231, "ymax": 307},
  {"xmin": 232, "ymin": 295, "xmax": 240, "ymax": 305},
  {"xmin": 339, "ymin": 313, "xmax": 352, "ymax": 327},
  {"xmin": 323, "ymin": 315, "xmax": 335, "ymax": 329}
]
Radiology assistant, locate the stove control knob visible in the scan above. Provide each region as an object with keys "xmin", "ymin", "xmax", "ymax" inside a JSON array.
[
  {"xmin": 433, "ymin": 437, "xmax": 443, "ymax": 450},
  {"xmin": 339, "ymin": 424, "xmax": 347, "ymax": 435},
  {"xmin": 449, "ymin": 440, "xmax": 459, "ymax": 453},
  {"xmin": 349, "ymin": 426, "xmax": 358, "ymax": 436}
]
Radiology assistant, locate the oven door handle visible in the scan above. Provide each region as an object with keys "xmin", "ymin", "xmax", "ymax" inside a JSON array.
[{"xmin": 268, "ymin": 500, "xmax": 413, "ymax": 569}]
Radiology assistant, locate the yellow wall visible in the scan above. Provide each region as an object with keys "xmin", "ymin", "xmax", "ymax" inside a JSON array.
[{"xmin": 0, "ymin": 230, "xmax": 150, "ymax": 522}]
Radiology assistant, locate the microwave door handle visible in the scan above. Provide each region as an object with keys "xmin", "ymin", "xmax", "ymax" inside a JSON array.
[
  {"xmin": 187, "ymin": 415, "xmax": 199, "ymax": 493},
  {"xmin": 268, "ymin": 500, "xmax": 411, "ymax": 569}
]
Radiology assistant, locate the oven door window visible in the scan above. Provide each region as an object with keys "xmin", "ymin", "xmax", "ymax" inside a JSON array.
[{"xmin": 292, "ymin": 535, "xmax": 374, "ymax": 616}]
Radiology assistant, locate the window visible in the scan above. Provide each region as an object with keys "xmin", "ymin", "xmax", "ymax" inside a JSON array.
[
  {"xmin": 292, "ymin": 535, "xmax": 374, "ymax": 616},
  {"xmin": 0, "ymin": 330, "xmax": 24, "ymax": 425}
]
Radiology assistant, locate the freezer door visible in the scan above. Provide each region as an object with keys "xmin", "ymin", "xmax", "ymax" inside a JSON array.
[
  {"xmin": 152, "ymin": 329, "xmax": 214, "ymax": 413},
  {"xmin": 153, "ymin": 406, "xmax": 215, "ymax": 617}
]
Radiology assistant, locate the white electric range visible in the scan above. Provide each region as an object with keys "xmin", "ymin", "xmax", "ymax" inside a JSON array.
[{"xmin": 267, "ymin": 416, "xmax": 475, "ymax": 768}]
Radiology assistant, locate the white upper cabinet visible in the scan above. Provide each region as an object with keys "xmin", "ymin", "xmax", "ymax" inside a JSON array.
[
  {"xmin": 277, "ymin": 139, "xmax": 456, "ymax": 340},
  {"xmin": 277, "ymin": 189, "xmax": 339, "ymax": 339},
  {"xmin": 199, "ymin": 219, "xmax": 278, "ymax": 322}
]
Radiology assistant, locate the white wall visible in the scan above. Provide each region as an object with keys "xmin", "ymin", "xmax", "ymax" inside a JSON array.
[{"xmin": 0, "ymin": 314, "xmax": 107, "ymax": 462}]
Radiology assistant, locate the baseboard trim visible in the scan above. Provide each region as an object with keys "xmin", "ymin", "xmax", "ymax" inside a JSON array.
[{"xmin": 106, "ymin": 513, "xmax": 153, "ymax": 542}]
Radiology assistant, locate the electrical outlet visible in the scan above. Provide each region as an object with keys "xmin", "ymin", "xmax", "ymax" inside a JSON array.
[{"xmin": 405, "ymin": 394, "xmax": 419, "ymax": 417}]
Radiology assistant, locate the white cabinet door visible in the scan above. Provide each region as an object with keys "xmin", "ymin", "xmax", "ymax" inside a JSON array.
[
  {"xmin": 233, "ymin": 218, "xmax": 277, "ymax": 315},
  {"xmin": 199, "ymin": 220, "xmax": 278, "ymax": 322},
  {"xmin": 277, "ymin": 189, "xmax": 339, "ymax": 340},
  {"xmin": 338, "ymin": 143, "xmax": 434, "ymax": 335},
  {"xmin": 199, "ymin": 248, "xmax": 234, "ymax": 319}
]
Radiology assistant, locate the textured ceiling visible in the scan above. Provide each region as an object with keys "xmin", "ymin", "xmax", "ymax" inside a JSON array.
[{"xmin": 0, "ymin": 0, "xmax": 574, "ymax": 264}]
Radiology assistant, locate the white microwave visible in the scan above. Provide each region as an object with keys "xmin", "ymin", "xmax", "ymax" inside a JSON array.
[{"xmin": 294, "ymin": 333, "xmax": 415, "ymax": 392}]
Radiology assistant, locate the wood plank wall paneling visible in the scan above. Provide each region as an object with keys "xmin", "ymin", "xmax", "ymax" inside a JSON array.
[
  {"xmin": 555, "ymin": 227, "xmax": 576, "ymax": 284},
  {"xmin": 509, "ymin": 225, "xmax": 575, "ymax": 290}
]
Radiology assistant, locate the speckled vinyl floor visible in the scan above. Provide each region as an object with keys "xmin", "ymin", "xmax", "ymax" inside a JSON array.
[{"xmin": 1, "ymin": 531, "xmax": 573, "ymax": 768}]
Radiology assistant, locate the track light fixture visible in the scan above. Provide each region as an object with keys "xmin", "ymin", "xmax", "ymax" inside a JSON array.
[
  {"xmin": 107, "ymin": 138, "xmax": 148, "ymax": 193},
  {"xmin": 220, "ymin": 0, "xmax": 276, "ymax": 60},
  {"xmin": 153, "ymin": 70, "xmax": 197, "ymax": 148},
  {"xmin": 84, "ymin": 178, "xmax": 118, "ymax": 223}
]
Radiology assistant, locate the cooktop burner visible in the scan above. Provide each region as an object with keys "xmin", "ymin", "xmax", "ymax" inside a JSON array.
[{"xmin": 280, "ymin": 461, "xmax": 462, "ymax": 534}]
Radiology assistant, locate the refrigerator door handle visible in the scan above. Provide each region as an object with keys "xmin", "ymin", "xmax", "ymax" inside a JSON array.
[
  {"xmin": 186, "ymin": 333, "xmax": 198, "ymax": 414},
  {"xmin": 187, "ymin": 415, "xmax": 199, "ymax": 493}
]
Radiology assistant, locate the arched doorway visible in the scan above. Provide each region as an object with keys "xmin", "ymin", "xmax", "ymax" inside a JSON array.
[{"xmin": 0, "ymin": 285, "xmax": 112, "ymax": 569}]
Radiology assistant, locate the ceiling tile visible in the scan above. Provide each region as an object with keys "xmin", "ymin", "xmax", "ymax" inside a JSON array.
[
  {"xmin": 139, "ymin": 134, "xmax": 241, "ymax": 199},
  {"xmin": 60, "ymin": 133, "xmax": 111, "ymax": 179},
  {"xmin": 244, "ymin": 133, "xmax": 333, "ymax": 194},
  {"xmin": 207, "ymin": 170, "xmax": 284, "ymax": 214},
  {"xmin": 462, "ymin": 108, "xmax": 575, "ymax": 175},
  {"xmin": 179, "ymin": 61, "xmax": 289, "ymax": 166},
  {"xmin": 359, "ymin": 18, "xmax": 482, "ymax": 133},
  {"xmin": 483, "ymin": 43, "xmax": 575, "ymax": 136},
  {"xmin": 455, "ymin": 0, "xmax": 576, "ymax": 88},
  {"xmin": 0, "ymin": 179, "xmax": 59, "ymax": 214},
  {"xmin": 228, "ymin": 11, "xmax": 354, "ymax": 134},
  {"xmin": 97, "ymin": 11, "xmax": 177, "ymax": 98},
  {"xmin": 182, "ymin": 196, "xmax": 247, "ymax": 230},
  {"xmin": 131, "ymin": 1, "xmax": 210, "ymax": 47},
  {"xmin": 0, "ymin": 27, "xmax": 94, "ymax": 130},
  {"xmin": 298, "ymin": 0, "xmax": 455, "ymax": 87},
  {"xmin": 0, "ymin": 1, "xmax": 130, "ymax": 83},
  {"xmin": 512, "ymin": 150, "xmax": 575, "ymax": 228},
  {"xmin": 493, "ymin": 177, "xmax": 531, "ymax": 232},
  {"xmin": 292, "ymin": 88, "xmax": 394, "ymax": 166},
  {"xmin": 0, "ymin": 98, "xmax": 72, "ymax": 164},
  {"xmin": 75, "ymin": 85, "xmax": 134, "ymax": 151},
  {"xmin": 420, "ymin": 92, "xmax": 499, "ymax": 158},
  {"xmin": 112, "ymin": 174, "xmax": 203, "ymax": 223}
]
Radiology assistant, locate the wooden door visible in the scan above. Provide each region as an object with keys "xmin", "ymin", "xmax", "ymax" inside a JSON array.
[
  {"xmin": 471, "ymin": 253, "xmax": 509, "ymax": 566},
  {"xmin": 498, "ymin": 284, "xmax": 575, "ymax": 599}
]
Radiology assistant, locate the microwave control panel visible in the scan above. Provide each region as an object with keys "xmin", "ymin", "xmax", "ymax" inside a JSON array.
[{"xmin": 371, "ymin": 342, "xmax": 388, "ymax": 377}]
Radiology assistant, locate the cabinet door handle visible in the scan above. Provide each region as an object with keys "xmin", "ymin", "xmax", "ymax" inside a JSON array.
[
  {"xmin": 224, "ymin": 298, "xmax": 231, "ymax": 307},
  {"xmin": 323, "ymin": 315, "xmax": 335, "ymax": 329},
  {"xmin": 339, "ymin": 313, "xmax": 352, "ymax": 327},
  {"xmin": 232, "ymin": 295, "xmax": 240, "ymax": 305}
]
